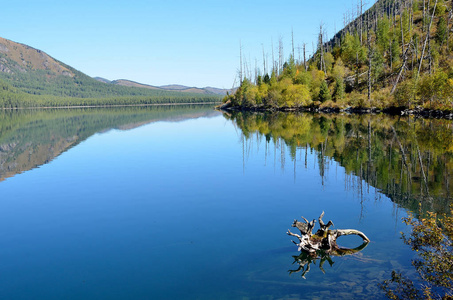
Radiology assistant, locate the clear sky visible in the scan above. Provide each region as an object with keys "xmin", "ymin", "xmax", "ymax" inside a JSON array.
[{"xmin": 2, "ymin": 0, "xmax": 373, "ymax": 89}]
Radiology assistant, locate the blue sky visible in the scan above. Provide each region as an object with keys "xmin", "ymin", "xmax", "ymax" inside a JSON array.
[{"xmin": 2, "ymin": 0, "xmax": 373, "ymax": 89}]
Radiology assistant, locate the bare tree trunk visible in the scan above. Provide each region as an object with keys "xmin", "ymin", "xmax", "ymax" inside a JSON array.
[
  {"xmin": 391, "ymin": 49, "xmax": 408, "ymax": 93},
  {"xmin": 303, "ymin": 43, "xmax": 307, "ymax": 71},
  {"xmin": 319, "ymin": 24, "xmax": 326, "ymax": 74},
  {"xmin": 401, "ymin": 2, "xmax": 405, "ymax": 54},
  {"xmin": 418, "ymin": 0, "xmax": 438, "ymax": 78},
  {"xmin": 254, "ymin": 58, "xmax": 258, "ymax": 84},
  {"xmin": 360, "ymin": 0, "xmax": 364, "ymax": 44},
  {"xmin": 410, "ymin": 0, "xmax": 413, "ymax": 33},
  {"xmin": 239, "ymin": 41, "xmax": 243, "ymax": 84},
  {"xmin": 423, "ymin": 0, "xmax": 426, "ymax": 32},
  {"xmin": 297, "ymin": 44, "xmax": 301, "ymax": 64},
  {"xmin": 417, "ymin": 145, "xmax": 429, "ymax": 193},
  {"xmin": 428, "ymin": 28, "xmax": 433, "ymax": 74},
  {"xmin": 367, "ymin": 19, "xmax": 372, "ymax": 101},
  {"xmin": 271, "ymin": 38, "xmax": 275, "ymax": 74},
  {"xmin": 278, "ymin": 36, "xmax": 284, "ymax": 75}
]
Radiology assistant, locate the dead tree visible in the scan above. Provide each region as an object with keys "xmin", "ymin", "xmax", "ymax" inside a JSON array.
[
  {"xmin": 418, "ymin": 0, "xmax": 438, "ymax": 78},
  {"xmin": 239, "ymin": 41, "xmax": 243, "ymax": 85},
  {"xmin": 318, "ymin": 23, "xmax": 326, "ymax": 74},
  {"xmin": 287, "ymin": 212, "xmax": 370, "ymax": 278},
  {"xmin": 278, "ymin": 36, "xmax": 284, "ymax": 75},
  {"xmin": 287, "ymin": 211, "xmax": 370, "ymax": 254},
  {"xmin": 367, "ymin": 13, "xmax": 372, "ymax": 101},
  {"xmin": 303, "ymin": 43, "xmax": 307, "ymax": 71},
  {"xmin": 391, "ymin": 47, "xmax": 410, "ymax": 93}
]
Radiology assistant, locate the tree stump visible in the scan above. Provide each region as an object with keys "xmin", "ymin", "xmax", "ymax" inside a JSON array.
[{"xmin": 287, "ymin": 211, "xmax": 370, "ymax": 278}]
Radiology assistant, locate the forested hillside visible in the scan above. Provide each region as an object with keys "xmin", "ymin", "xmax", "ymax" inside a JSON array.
[
  {"xmin": 0, "ymin": 37, "xmax": 221, "ymax": 107},
  {"xmin": 225, "ymin": 0, "xmax": 453, "ymax": 112}
]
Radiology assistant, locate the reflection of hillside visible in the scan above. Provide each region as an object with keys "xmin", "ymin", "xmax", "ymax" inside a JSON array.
[
  {"xmin": 0, "ymin": 105, "xmax": 218, "ymax": 181},
  {"xmin": 225, "ymin": 112, "xmax": 453, "ymax": 215},
  {"xmin": 116, "ymin": 110, "xmax": 217, "ymax": 131},
  {"xmin": 0, "ymin": 137, "xmax": 77, "ymax": 181}
]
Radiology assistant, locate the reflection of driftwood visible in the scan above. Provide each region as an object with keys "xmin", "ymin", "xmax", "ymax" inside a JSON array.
[
  {"xmin": 289, "ymin": 242, "xmax": 369, "ymax": 279},
  {"xmin": 287, "ymin": 212, "xmax": 370, "ymax": 278}
]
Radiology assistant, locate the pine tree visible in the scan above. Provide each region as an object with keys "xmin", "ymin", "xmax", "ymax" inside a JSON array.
[
  {"xmin": 436, "ymin": 17, "xmax": 447, "ymax": 45},
  {"xmin": 319, "ymin": 80, "xmax": 331, "ymax": 102},
  {"xmin": 333, "ymin": 79, "xmax": 345, "ymax": 101}
]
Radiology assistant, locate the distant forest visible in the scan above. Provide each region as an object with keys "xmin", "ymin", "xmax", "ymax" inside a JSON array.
[
  {"xmin": 0, "ymin": 79, "xmax": 220, "ymax": 108},
  {"xmin": 225, "ymin": 0, "xmax": 453, "ymax": 111},
  {"xmin": 0, "ymin": 53, "xmax": 220, "ymax": 108}
]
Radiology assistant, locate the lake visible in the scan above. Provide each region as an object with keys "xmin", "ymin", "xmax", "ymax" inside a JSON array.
[{"xmin": 0, "ymin": 105, "xmax": 451, "ymax": 299}]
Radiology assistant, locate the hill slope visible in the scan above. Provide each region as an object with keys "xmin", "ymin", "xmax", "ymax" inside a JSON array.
[
  {"xmin": 225, "ymin": 0, "xmax": 453, "ymax": 113},
  {"xmin": 0, "ymin": 37, "xmax": 73, "ymax": 76},
  {"xmin": 0, "ymin": 37, "xmax": 222, "ymax": 105}
]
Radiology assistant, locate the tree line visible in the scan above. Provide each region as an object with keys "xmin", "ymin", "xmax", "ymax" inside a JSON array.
[{"xmin": 0, "ymin": 79, "xmax": 220, "ymax": 108}]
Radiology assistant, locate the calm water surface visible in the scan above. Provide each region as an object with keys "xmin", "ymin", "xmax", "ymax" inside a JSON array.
[{"xmin": 0, "ymin": 105, "xmax": 451, "ymax": 299}]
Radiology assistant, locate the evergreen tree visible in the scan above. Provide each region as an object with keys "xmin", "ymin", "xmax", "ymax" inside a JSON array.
[
  {"xmin": 436, "ymin": 17, "xmax": 447, "ymax": 45},
  {"xmin": 318, "ymin": 80, "xmax": 331, "ymax": 102},
  {"xmin": 333, "ymin": 79, "xmax": 345, "ymax": 101}
]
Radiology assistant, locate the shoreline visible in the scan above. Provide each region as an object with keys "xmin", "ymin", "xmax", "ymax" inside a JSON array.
[
  {"xmin": 219, "ymin": 104, "xmax": 453, "ymax": 120},
  {"xmin": 0, "ymin": 102, "xmax": 221, "ymax": 111}
]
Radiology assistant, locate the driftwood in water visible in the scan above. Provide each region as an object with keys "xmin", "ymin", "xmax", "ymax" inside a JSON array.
[{"xmin": 287, "ymin": 212, "xmax": 370, "ymax": 278}]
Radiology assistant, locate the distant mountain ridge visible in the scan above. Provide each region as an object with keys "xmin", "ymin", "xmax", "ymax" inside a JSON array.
[
  {"xmin": 94, "ymin": 78, "xmax": 235, "ymax": 95},
  {"xmin": 0, "ymin": 36, "xmax": 223, "ymax": 104}
]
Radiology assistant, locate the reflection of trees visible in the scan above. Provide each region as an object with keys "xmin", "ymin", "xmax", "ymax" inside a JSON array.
[
  {"xmin": 224, "ymin": 111, "xmax": 453, "ymax": 216},
  {"xmin": 380, "ymin": 206, "xmax": 453, "ymax": 299},
  {"xmin": 0, "ymin": 105, "xmax": 216, "ymax": 181}
]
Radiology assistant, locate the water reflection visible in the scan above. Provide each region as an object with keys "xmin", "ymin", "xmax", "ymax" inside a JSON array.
[
  {"xmin": 0, "ymin": 105, "xmax": 218, "ymax": 181},
  {"xmin": 381, "ymin": 208, "xmax": 453, "ymax": 299},
  {"xmin": 289, "ymin": 241, "xmax": 369, "ymax": 279},
  {"xmin": 0, "ymin": 107, "xmax": 429, "ymax": 299},
  {"xmin": 223, "ymin": 111, "xmax": 453, "ymax": 216},
  {"xmin": 287, "ymin": 211, "xmax": 370, "ymax": 279}
]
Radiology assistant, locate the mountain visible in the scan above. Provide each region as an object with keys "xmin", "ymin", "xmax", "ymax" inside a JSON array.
[
  {"xmin": 111, "ymin": 79, "xmax": 162, "ymax": 90},
  {"xmin": 95, "ymin": 78, "xmax": 235, "ymax": 95},
  {"xmin": 157, "ymin": 84, "xmax": 235, "ymax": 95},
  {"xmin": 0, "ymin": 37, "xmax": 221, "ymax": 107},
  {"xmin": 112, "ymin": 80, "xmax": 214, "ymax": 94},
  {"xmin": 93, "ymin": 77, "xmax": 111, "ymax": 84},
  {"xmin": 0, "ymin": 37, "xmax": 74, "ymax": 77},
  {"xmin": 159, "ymin": 84, "xmax": 213, "ymax": 94},
  {"xmin": 204, "ymin": 86, "xmax": 237, "ymax": 95}
]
